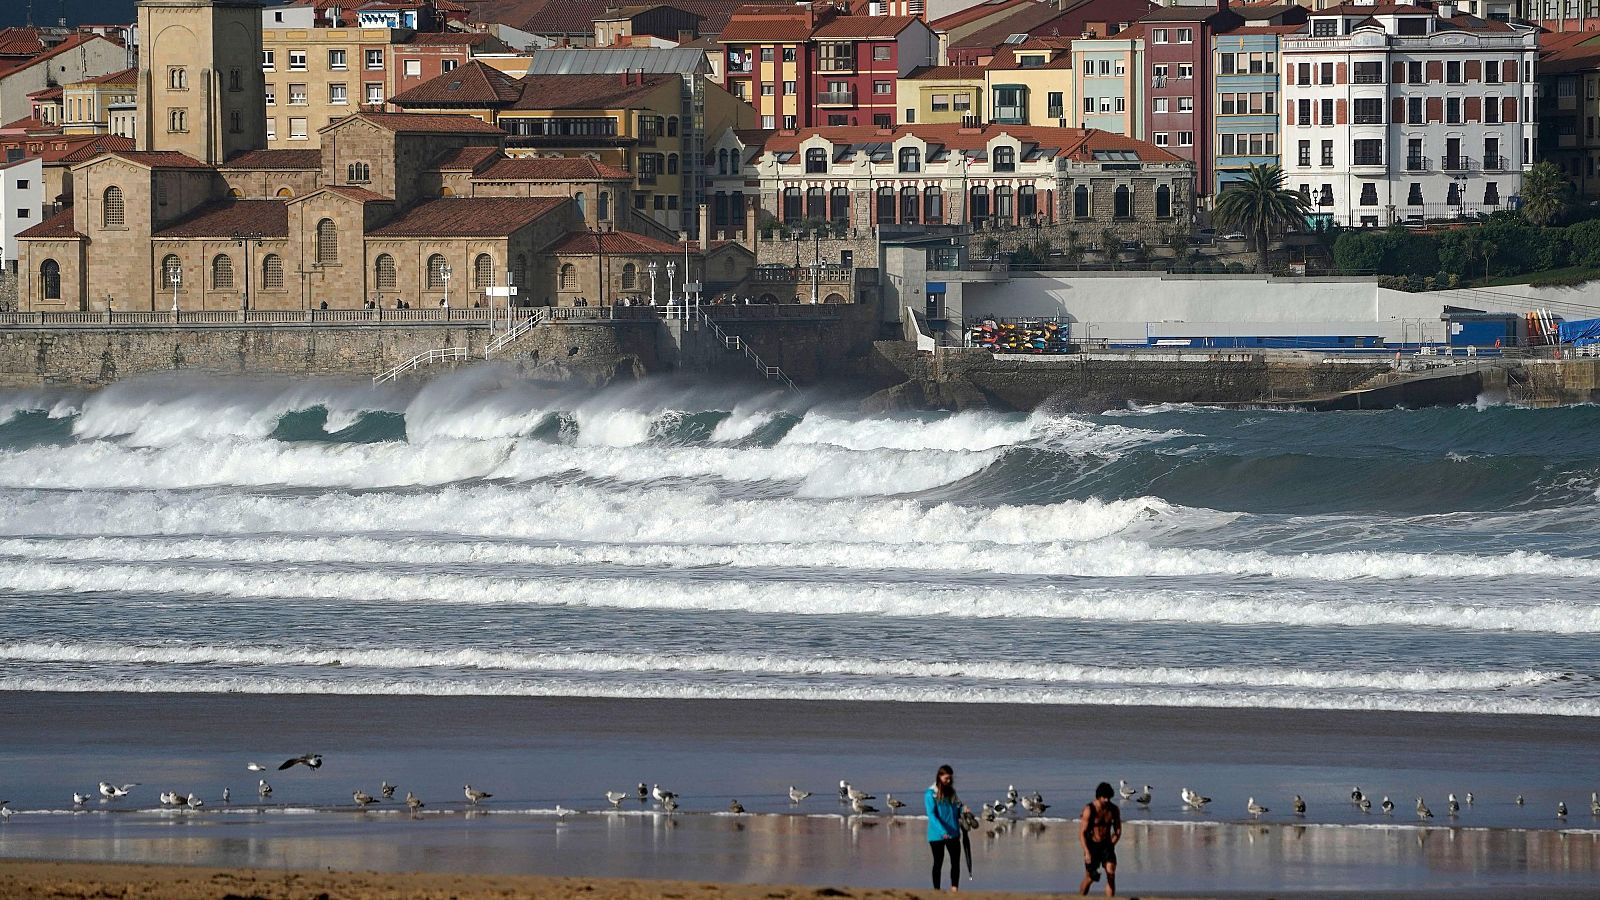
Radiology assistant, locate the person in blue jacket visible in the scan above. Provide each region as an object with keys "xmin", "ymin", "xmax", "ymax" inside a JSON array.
[{"xmin": 925, "ymin": 764, "xmax": 964, "ymax": 891}]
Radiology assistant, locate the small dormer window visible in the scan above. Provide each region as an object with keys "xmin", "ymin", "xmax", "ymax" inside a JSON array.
[
  {"xmin": 993, "ymin": 146, "xmax": 1015, "ymax": 172},
  {"xmin": 1396, "ymin": 16, "xmax": 1428, "ymax": 36},
  {"xmin": 1312, "ymin": 19, "xmax": 1337, "ymax": 36}
]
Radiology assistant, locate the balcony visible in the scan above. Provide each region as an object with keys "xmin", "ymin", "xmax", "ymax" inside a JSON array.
[
  {"xmin": 1353, "ymin": 114, "xmax": 1384, "ymax": 125},
  {"xmin": 638, "ymin": 171, "xmax": 658, "ymax": 185},
  {"xmin": 1482, "ymin": 154, "xmax": 1508, "ymax": 171},
  {"xmin": 1352, "ymin": 73, "xmax": 1384, "ymax": 84},
  {"xmin": 818, "ymin": 58, "xmax": 855, "ymax": 73},
  {"xmin": 1405, "ymin": 156, "xmax": 1430, "ymax": 172},
  {"xmin": 992, "ymin": 106, "xmax": 1026, "ymax": 124},
  {"xmin": 1047, "ymin": 106, "xmax": 1063, "ymax": 119},
  {"xmin": 1440, "ymin": 155, "xmax": 1474, "ymax": 172},
  {"xmin": 817, "ymin": 89, "xmax": 856, "ymax": 106},
  {"xmin": 1151, "ymin": 75, "xmax": 1167, "ymax": 87},
  {"xmin": 1352, "ymin": 155, "xmax": 1385, "ymax": 168}
]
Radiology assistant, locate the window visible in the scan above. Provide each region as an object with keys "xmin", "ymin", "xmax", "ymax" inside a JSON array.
[
  {"xmin": 761, "ymin": 115, "xmax": 774, "ymax": 128},
  {"xmin": 831, "ymin": 186, "xmax": 849, "ymax": 224},
  {"xmin": 40, "ymin": 259, "xmax": 60, "ymax": 299},
  {"xmin": 1099, "ymin": 97, "xmax": 1111, "ymax": 112},
  {"xmin": 366, "ymin": 49, "xmax": 384, "ymax": 70},
  {"xmin": 1408, "ymin": 61, "xmax": 1423, "ymax": 84},
  {"xmin": 1221, "ymin": 133, "xmax": 1234, "ymax": 155},
  {"xmin": 230, "ymin": 110, "xmax": 241, "ymax": 134},
  {"xmin": 1408, "ymin": 182, "xmax": 1424, "ymax": 205},
  {"xmin": 1353, "ymin": 98, "xmax": 1383, "ymax": 124},
  {"xmin": 1485, "ymin": 60, "xmax": 1500, "ymax": 84},
  {"xmin": 289, "ymin": 50, "xmax": 306, "ymax": 71},
  {"xmin": 374, "ymin": 254, "xmax": 396, "ymax": 291},
  {"xmin": 265, "ymin": 83, "xmax": 276, "ymax": 105},
  {"xmin": 1321, "ymin": 140, "xmax": 1334, "ymax": 166},
  {"xmin": 1177, "ymin": 64, "xmax": 1193, "ymax": 79},
  {"xmin": 289, "ymin": 84, "xmax": 307, "ymax": 105},
  {"xmin": 876, "ymin": 185, "xmax": 895, "ymax": 224},
  {"xmin": 953, "ymin": 94, "xmax": 970, "ymax": 111},
  {"xmin": 474, "ymin": 254, "xmax": 493, "ymax": 290},
  {"xmin": 1154, "ymin": 132, "xmax": 1169, "ymax": 146},
  {"xmin": 924, "ymin": 185, "xmax": 942, "ymax": 223},
  {"xmin": 599, "ymin": 191, "xmax": 610, "ymax": 220},
  {"xmin": 559, "ymin": 263, "xmax": 576, "ymax": 290},
  {"xmin": 289, "ymin": 117, "xmax": 308, "ymax": 140},
  {"xmin": 1115, "ymin": 97, "xmax": 1125, "ymax": 113},
  {"xmin": 1099, "ymin": 59, "xmax": 1111, "ymax": 75},
  {"xmin": 1154, "ymin": 97, "xmax": 1169, "ymax": 113},
  {"xmin": 1353, "ymin": 138, "xmax": 1383, "ymax": 166},
  {"xmin": 263, "ymin": 254, "xmax": 284, "ymax": 290},
  {"xmin": 805, "ymin": 147, "xmax": 828, "ymax": 173},
  {"xmin": 1298, "ymin": 140, "xmax": 1311, "ymax": 166},
  {"xmin": 1152, "ymin": 28, "xmax": 1167, "ymax": 43},
  {"xmin": 1485, "ymin": 96, "xmax": 1500, "ymax": 124},
  {"xmin": 667, "ymin": 154, "xmax": 678, "ymax": 174},
  {"xmin": 266, "ymin": 117, "xmax": 276, "ymax": 141},
  {"xmin": 993, "ymin": 145, "xmax": 1015, "ymax": 172},
  {"xmin": 1178, "ymin": 97, "xmax": 1193, "ymax": 112},
  {"xmin": 761, "ymin": 83, "xmax": 774, "ymax": 96},
  {"xmin": 760, "ymin": 48, "xmax": 774, "ymax": 62},
  {"xmin": 1156, "ymin": 184, "xmax": 1171, "ymax": 218},
  {"xmin": 1318, "ymin": 184, "xmax": 1333, "ymax": 207},
  {"xmin": 783, "ymin": 80, "xmax": 795, "ymax": 95},
  {"xmin": 229, "ymin": 68, "xmax": 241, "ymax": 92},
  {"xmin": 329, "ymin": 83, "xmax": 348, "ymax": 105},
  {"xmin": 1359, "ymin": 182, "xmax": 1378, "ymax": 206},
  {"xmin": 1178, "ymin": 131, "xmax": 1193, "ymax": 146},
  {"xmin": 622, "ymin": 263, "xmax": 637, "ymax": 290},
  {"xmin": 784, "ymin": 47, "xmax": 797, "ymax": 62},
  {"xmin": 16, "ymin": 208, "xmax": 28, "ymax": 219},
  {"xmin": 212, "ymin": 255, "xmax": 234, "ymax": 290},
  {"xmin": 263, "ymin": 49, "xmax": 275, "ymax": 70},
  {"xmin": 427, "ymin": 254, "xmax": 450, "ymax": 289},
  {"xmin": 1113, "ymin": 184, "xmax": 1131, "ymax": 218},
  {"xmin": 102, "ymin": 186, "xmax": 124, "ymax": 227},
  {"xmin": 874, "ymin": 81, "xmax": 892, "ymax": 94},
  {"xmin": 782, "ymin": 186, "xmax": 801, "ymax": 223},
  {"xmin": 1485, "ymin": 181, "xmax": 1500, "ymax": 205},
  {"xmin": 347, "ymin": 161, "xmax": 370, "ymax": 183},
  {"xmin": 901, "ymin": 186, "xmax": 919, "ymax": 224},
  {"xmin": 1047, "ymin": 91, "xmax": 1063, "ymax": 118},
  {"xmin": 1019, "ymin": 185, "xmax": 1037, "ymax": 218},
  {"xmin": 162, "ymin": 254, "xmax": 181, "ymax": 289},
  {"xmin": 404, "ymin": 59, "xmax": 420, "ymax": 78},
  {"xmin": 365, "ymin": 83, "xmax": 383, "ymax": 105},
  {"xmin": 316, "ymin": 219, "xmax": 337, "ymax": 263},
  {"xmin": 168, "ymin": 108, "xmax": 187, "ymax": 132},
  {"xmin": 1177, "ymin": 28, "xmax": 1192, "ymax": 43},
  {"xmin": 1298, "ymin": 98, "xmax": 1311, "ymax": 126},
  {"xmin": 873, "ymin": 46, "xmax": 891, "ymax": 60},
  {"xmin": 1073, "ymin": 184, "xmax": 1089, "ymax": 218},
  {"xmin": 1446, "ymin": 97, "xmax": 1461, "ymax": 124},
  {"xmin": 932, "ymin": 93, "xmax": 950, "ymax": 111},
  {"xmin": 1320, "ymin": 98, "xmax": 1334, "ymax": 125},
  {"xmin": 329, "ymin": 49, "xmax": 347, "ymax": 69},
  {"xmin": 666, "ymin": 117, "xmax": 677, "ymax": 137},
  {"xmin": 1447, "ymin": 61, "xmax": 1461, "ymax": 84},
  {"xmin": 1354, "ymin": 61, "xmax": 1383, "ymax": 84},
  {"xmin": 1313, "ymin": 18, "xmax": 1336, "ymax": 36},
  {"xmin": 1083, "ymin": 96, "xmax": 1095, "ymax": 114},
  {"xmin": 995, "ymin": 185, "xmax": 1013, "ymax": 223},
  {"xmin": 442, "ymin": 59, "xmax": 457, "ymax": 73},
  {"xmin": 1320, "ymin": 62, "xmax": 1334, "ymax": 85},
  {"xmin": 168, "ymin": 67, "xmax": 187, "ymax": 90},
  {"xmin": 1408, "ymin": 96, "xmax": 1423, "ymax": 124},
  {"xmin": 899, "ymin": 146, "xmax": 921, "ymax": 172}
]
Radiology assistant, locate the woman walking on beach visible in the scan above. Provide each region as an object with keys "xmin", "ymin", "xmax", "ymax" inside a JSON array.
[{"xmin": 926, "ymin": 764, "xmax": 963, "ymax": 891}]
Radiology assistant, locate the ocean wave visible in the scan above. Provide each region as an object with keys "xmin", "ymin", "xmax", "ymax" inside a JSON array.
[
  {"xmin": 0, "ymin": 641, "xmax": 1559, "ymax": 693},
  {"xmin": 4, "ymin": 535, "xmax": 1600, "ymax": 582},
  {"xmin": 3, "ymin": 563, "xmax": 1596, "ymax": 633}
]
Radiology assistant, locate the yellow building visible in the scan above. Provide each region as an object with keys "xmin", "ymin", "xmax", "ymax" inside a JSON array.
[
  {"xmin": 262, "ymin": 26, "xmax": 396, "ymax": 150},
  {"xmin": 901, "ymin": 66, "xmax": 985, "ymax": 125},
  {"xmin": 61, "ymin": 68, "xmax": 138, "ymax": 138},
  {"xmin": 137, "ymin": 0, "xmax": 267, "ymax": 165},
  {"xmin": 985, "ymin": 38, "xmax": 1076, "ymax": 128}
]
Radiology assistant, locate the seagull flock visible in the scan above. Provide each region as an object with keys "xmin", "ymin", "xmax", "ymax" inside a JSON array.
[{"xmin": 7, "ymin": 762, "xmax": 1598, "ymax": 827}]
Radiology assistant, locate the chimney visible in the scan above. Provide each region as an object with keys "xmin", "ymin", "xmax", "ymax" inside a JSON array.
[{"xmin": 1437, "ymin": 2, "xmax": 1454, "ymax": 16}]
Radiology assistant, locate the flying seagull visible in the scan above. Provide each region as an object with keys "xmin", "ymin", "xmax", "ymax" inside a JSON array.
[
  {"xmin": 279, "ymin": 754, "xmax": 322, "ymax": 771},
  {"xmin": 246, "ymin": 763, "xmax": 266, "ymax": 772}
]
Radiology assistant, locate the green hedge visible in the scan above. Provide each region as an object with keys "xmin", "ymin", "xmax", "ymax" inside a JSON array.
[{"xmin": 1332, "ymin": 211, "xmax": 1600, "ymax": 290}]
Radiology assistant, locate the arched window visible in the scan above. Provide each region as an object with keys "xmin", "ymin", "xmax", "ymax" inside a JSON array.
[
  {"xmin": 474, "ymin": 253, "xmax": 493, "ymax": 289},
  {"xmin": 169, "ymin": 108, "xmax": 187, "ymax": 132},
  {"xmin": 346, "ymin": 161, "xmax": 370, "ymax": 183},
  {"xmin": 559, "ymin": 263, "xmax": 576, "ymax": 290},
  {"xmin": 374, "ymin": 253, "xmax": 396, "ymax": 291},
  {"xmin": 996, "ymin": 185, "xmax": 1014, "ymax": 223},
  {"xmin": 102, "ymin": 186, "xmax": 124, "ymax": 227},
  {"xmin": 599, "ymin": 191, "xmax": 611, "ymax": 220},
  {"xmin": 805, "ymin": 147, "xmax": 828, "ymax": 174},
  {"xmin": 782, "ymin": 186, "xmax": 802, "ymax": 224},
  {"xmin": 575, "ymin": 191, "xmax": 586, "ymax": 216},
  {"xmin": 228, "ymin": 187, "xmax": 243, "ymax": 198},
  {"xmin": 1114, "ymin": 184, "xmax": 1131, "ymax": 218},
  {"xmin": 1073, "ymin": 184, "xmax": 1089, "ymax": 218},
  {"xmin": 924, "ymin": 185, "xmax": 942, "ymax": 223},
  {"xmin": 212, "ymin": 254, "xmax": 234, "ymax": 289},
  {"xmin": 262, "ymin": 254, "xmax": 284, "ymax": 290},
  {"xmin": 876, "ymin": 185, "xmax": 895, "ymax": 224},
  {"xmin": 40, "ymin": 259, "xmax": 60, "ymax": 299},
  {"xmin": 276, "ymin": 187, "xmax": 294, "ymax": 198},
  {"xmin": 830, "ymin": 186, "xmax": 849, "ymax": 225},
  {"xmin": 426, "ymin": 254, "xmax": 449, "ymax": 289},
  {"xmin": 161, "ymin": 254, "xmax": 182, "ymax": 287},
  {"xmin": 666, "ymin": 116, "xmax": 678, "ymax": 137},
  {"xmin": 168, "ymin": 67, "xmax": 186, "ymax": 89},
  {"xmin": 993, "ymin": 146, "xmax": 1015, "ymax": 172},
  {"xmin": 1019, "ymin": 184, "xmax": 1037, "ymax": 218},
  {"xmin": 667, "ymin": 154, "xmax": 678, "ymax": 175},
  {"xmin": 718, "ymin": 148, "xmax": 729, "ymax": 174},
  {"xmin": 898, "ymin": 147, "xmax": 921, "ymax": 173},
  {"xmin": 622, "ymin": 263, "xmax": 637, "ymax": 290},
  {"xmin": 1156, "ymin": 184, "xmax": 1172, "ymax": 218},
  {"xmin": 900, "ymin": 185, "xmax": 919, "ymax": 224},
  {"xmin": 807, "ymin": 186, "xmax": 826, "ymax": 220},
  {"xmin": 316, "ymin": 218, "xmax": 337, "ymax": 263},
  {"xmin": 970, "ymin": 185, "xmax": 989, "ymax": 222}
]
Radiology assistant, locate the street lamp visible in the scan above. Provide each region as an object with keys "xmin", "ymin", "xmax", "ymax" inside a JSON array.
[
  {"xmin": 666, "ymin": 259, "xmax": 678, "ymax": 319},
  {"xmin": 440, "ymin": 262, "xmax": 452, "ymax": 310},
  {"xmin": 232, "ymin": 230, "xmax": 261, "ymax": 311},
  {"xmin": 168, "ymin": 263, "xmax": 181, "ymax": 315},
  {"xmin": 647, "ymin": 259, "xmax": 658, "ymax": 308}
]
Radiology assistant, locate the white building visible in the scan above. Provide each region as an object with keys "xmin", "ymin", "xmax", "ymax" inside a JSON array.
[
  {"xmin": 1281, "ymin": 0, "xmax": 1538, "ymax": 228},
  {"xmin": 0, "ymin": 157, "xmax": 44, "ymax": 277}
]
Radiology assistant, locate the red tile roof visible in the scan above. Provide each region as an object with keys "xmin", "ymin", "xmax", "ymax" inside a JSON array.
[
  {"xmin": 371, "ymin": 197, "xmax": 568, "ymax": 235},
  {"xmin": 548, "ymin": 229, "xmax": 696, "ymax": 255},
  {"xmin": 477, "ymin": 0, "xmax": 784, "ymax": 37},
  {"xmin": 904, "ymin": 65, "xmax": 988, "ymax": 80},
  {"xmin": 810, "ymin": 15, "xmax": 921, "ymax": 40},
  {"xmin": 477, "ymin": 157, "xmax": 632, "ymax": 180},
  {"xmin": 324, "ymin": 111, "xmax": 506, "ymax": 134},
  {"xmin": 83, "ymin": 66, "xmax": 137, "ymax": 84},
  {"xmin": 54, "ymin": 134, "xmax": 136, "ymax": 163},
  {"xmin": 317, "ymin": 185, "xmax": 392, "ymax": 202},
  {"xmin": 0, "ymin": 27, "xmax": 48, "ymax": 58},
  {"xmin": 2, "ymin": 34, "xmax": 121, "ymax": 77},
  {"xmin": 27, "ymin": 86, "xmax": 63, "ymax": 100},
  {"xmin": 16, "ymin": 206, "xmax": 82, "ymax": 239},
  {"xmin": 0, "ymin": 115, "xmax": 58, "ymax": 134},
  {"xmin": 433, "ymin": 145, "xmax": 502, "ymax": 171},
  {"xmin": 91, "ymin": 150, "xmax": 210, "ymax": 169},
  {"xmin": 223, "ymin": 149, "xmax": 323, "ymax": 169},
  {"xmin": 761, "ymin": 124, "xmax": 1183, "ymax": 163},
  {"xmin": 406, "ymin": 31, "xmax": 513, "ymax": 51},
  {"xmin": 154, "ymin": 200, "xmax": 291, "ymax": 238},
  {"xmin": 389, "ymin": 60, "xmax": 525, "ymax": 106},
  {"xmin": 718, "ymin": 6, "xmax": 821, "ymax": 43}
]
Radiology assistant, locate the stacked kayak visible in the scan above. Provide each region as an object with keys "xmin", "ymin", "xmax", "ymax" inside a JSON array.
[{"xmin": 968, "ymin": 319, "xmax": 1071, "ymax": 354}]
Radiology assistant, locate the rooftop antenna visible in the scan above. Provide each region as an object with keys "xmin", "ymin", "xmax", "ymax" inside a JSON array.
[{"xmin": 25, "ymin": 0, "xmax": 34, "ymax": 27}]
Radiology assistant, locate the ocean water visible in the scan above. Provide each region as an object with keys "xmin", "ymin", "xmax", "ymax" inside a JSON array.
[{"xmin": 2, "ymin": 370, "xmax": 1600, "ymax": 719}]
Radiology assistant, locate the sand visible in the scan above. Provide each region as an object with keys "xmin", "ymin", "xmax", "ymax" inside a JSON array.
[{"xmin": 0, "ymin": 860, "xmax": 1058, "ymax": 900}]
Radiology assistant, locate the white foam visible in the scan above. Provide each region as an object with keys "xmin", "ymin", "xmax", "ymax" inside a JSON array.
[{"xmin": 3, "ymin": 562, "xmax": 1596, "ymax": 633}]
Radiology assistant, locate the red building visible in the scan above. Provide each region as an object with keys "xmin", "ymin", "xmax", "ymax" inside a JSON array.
[{"xmin": 1139, "ymin": 1, "xmax": 1241, "ymax": 199}]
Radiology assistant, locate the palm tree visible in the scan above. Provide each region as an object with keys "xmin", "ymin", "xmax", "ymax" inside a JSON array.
[
  {"xmin": 1519, "ymin": 161, "xmax": 1570, "ymax": 227},
  {"xmin": 1211, "ymin": 164, "xmax": 1313, "ymax": 273}
]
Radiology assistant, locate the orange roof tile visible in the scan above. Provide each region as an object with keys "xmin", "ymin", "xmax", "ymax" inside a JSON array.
[
  {"xmin": 390, "ymin": 60, "xmax": 525, "ymax": 106},
  {"xmin": 477, "ymin": 157, "xmax": 633, "ymax": 180},
  {"xmin": 223, "ymin": 149, "xmax": 323, "ymax": 169},
  {"xmin": 548, "ymin": 229, "xmax": 698, "ymax": 255},
  {"xmin": 810, "ymin": 15, "xmax": 921, "ymax": 40},
  {"xmin": 16, "ymin": 206, "xmax": 81, "ymax": 239},
  {"xmin": 369, "ymin": 197, "xmax": 567, "ymax": 235},
  {"xmin": 155, "ymin": 200, "xmax": 291, "ymax": 238},
  {"xmin": 323, "ymin": 111, "xmax": 506, "ymax": 134},
  {"xmin": 91, "ymin": 150, "xmax": 210, "ymax": 169}
]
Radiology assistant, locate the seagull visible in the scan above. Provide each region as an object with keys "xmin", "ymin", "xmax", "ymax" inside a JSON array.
[
  {"xmin": 246, "ymin": 763, "xmax": 266, "ymax": 772},
  {"xmin": 279, "ymin": 754, "xmax": 322, "ymax": 771},
  {"xmin": 1006, "ymin": 785, "xmax": 1020, "ymax": 805},
  {"xmin": 554, "ymin": 805, "xmax": 574, "ymax": 818},
  {"xmin": 1359, "ymin": 796, "xmax": 1372, "ymax": 812},
  {"xmin": 1351, "ymin": 787, "xmax": 1365, "ymax": 804},
  {"xmin": 381, "ymin": 781, "xmax": 396, "ymax": 800},
  {"xmin": 98, "ymin": 783, "xmax": 136, "ymax": 800},
  {"xmin": 1448, "ymin": 794, "xmax": 1460, "ymax": 816},
  {"xmin": 1416, "ymin": 797, "xmax": 1433, "ymax": 819},
  {"xmin": 788, "ymin": 786, "xmax": 812, "ymax": 803},
  {"xmin": 1591, "ymin": 792, "xmax": 1600, "ymax": 815},
  {"xmin": 1118, "ymin": 780, "xmax": 1135, "ymax": 800},
  {"xmin": 1292, "ymin": 795, "xmax": 1306, "ymax": 816},
  {"xmin": 1515, "ymin": 794, "xmax": 1525, "ymax": 806},
  {"xmin": 652, "ymin": 784, "xmax": 676, "ymax": 805},
  {"xmin": 222, "ymin": 788, "xmax": 230, "ymax": 804},
  {"xmin": 1466, "ymin": 792, "xmax": 1475, "ymax": 806},
  {"xmin": 464, "ymin": 785, "xmax": 492, "ymax": 805},
  {"xmin": 980, "ymin": 802, "xmax": 997, "ymax": 823},
  {"xmin": 1557, "ymin": 801, "xmax": 1568, "ymax": 818},
  {"xmin": 1181, "ymin": 787, "xmax": 1211, "ymax": 808},
  {"xmin": 838, "ymin": 780, "xmax": 851, "ymax": 801},
  {"xmin": 1020, "ymin": 794, "xmax": 1050, "ymax": 816},
  {"xmin": 727, "ymin": 799, "xmax": 745, "ymax": 814},
  {"xmin": 636, "ymin": 783, "xmax": 648, "ymax": 803},
  {"xmin": 850, "ymin": 796, "xmax": 878, "ymax": 816},
  {"xmin": 1381, "ymin": 796, "xmax": 1394, "ymax": 815},
  {"xmin": 1247, "ymin": 797, "xmax": 1269, "ymax": 818},
  {"xmin": 353, "ymin": 790, "xmax": 376, "ymax": 807},
  {"xmin": 1133, "ymin": 785, "xmax": 1151, "ymax": 806},
  {"xmin": 186, "ymin": 793, "xmax": 203, "ymax": 810},
  {"xmin": 406, "ymin": 791, "xmax": 424, "ymax": 812},
  {"xmin": 605, "ymin": 791, "xmax": 628, "ymax": 808},
  {"xmin": 0, "ymin": 801, "xmax": 11, "ymax": 823},
  {"xmin": 886, "ymin": 794, "xmax": 907, "ymax": 813},
  {"xmin": 158, "ymin": 791, "xmax": 177, "ymax": 806},
  {"xmin": 258, "ymin": 780, "xmax": 272, "ymax": 799},
  {"xmin": 73, "ymin": 792, "xmax": 88, "ymax": 807},
  {"xmin": 661, "ymin": 795, "xmax": 679, "ymax": 813},
  {"xmin": 847, "ymin": 784, "xmax": 874, "ymax": 802}
]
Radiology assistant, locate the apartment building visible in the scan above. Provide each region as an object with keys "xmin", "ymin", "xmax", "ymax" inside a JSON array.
[
  {"xmin": 1140, "ymin": 4, "xmax": 1243, "ymax": 202},
  {"xmin": 1281, "ymin": 0, "xmax": 1538, "ymax": 227},
  {"xmin": 1, "ymin": 156, "xmax": 43, "ymax": 276},
  {"xmin": 1540, "ymin": 31, "xmax": 1600, "ymax": 200},
  {"xmin": 902, "ymin": 66, "xmax": 987, "ymax": 125},
  {"xmin": 0, "ymin": 35, "xmax": 128, "ymax": 131},
  {"xmin": 1213, "ymin": 28, "xmax": 1289, "ymax": 193},
  {"xmin": 61, "ymin": 68, "xmax": 139, "ymax": 139},
  {"xmin": 986, "ymin": 37, "xmax": 1076, "ymax": 127},
  {"xmin": 1074, "ymin": 27, "xmax": 1146, "ymax": 138}
]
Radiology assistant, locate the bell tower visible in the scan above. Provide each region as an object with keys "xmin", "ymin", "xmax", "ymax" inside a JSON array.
[{"xmin": 137, "ymin": 0, "xmax": 266, "ymax": 164}]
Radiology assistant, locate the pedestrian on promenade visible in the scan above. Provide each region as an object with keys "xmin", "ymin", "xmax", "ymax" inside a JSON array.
[
  {"xmin": 926, "ymin": 764, "xmax": 963, "ymax": 892},
  {"xmin": 1079, "ymin": 782, "xmax": 1122, "ymax": 896}
]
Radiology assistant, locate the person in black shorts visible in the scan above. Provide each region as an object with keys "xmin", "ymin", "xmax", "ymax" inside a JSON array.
[{"xmin": 1079, "ymin": 782, "xmax": 1122, "ymax": 896}]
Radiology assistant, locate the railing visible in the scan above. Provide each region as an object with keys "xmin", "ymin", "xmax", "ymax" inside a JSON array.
[
  {"xmin": 1046, "ymin": 106, "xmax": 1064, "ymax": 119},
  {"xmin": 1405, "ymin": 156, "xmax": 1431, "ymax": 172},
  {"xmin": 817, "ymin": 90, "xmax": 856, "ymax": 105},
  {"xmin": 1352, "ymin": 155, "xmax": 1385, "ymax": 167},
  {"xmin": 0, "ymin": 308, "xmax": 547, "ymax": 327},
  {"xmin": 694, "ymin": 311, "xmax": 800, "ymax": 393},
  {"xmin": 484, "ymin": 307, "xmax": 545, "ymax": 357},
  {"xmin": 1441, "ymin": 155, "xmax": 1474, "ymax": 172},
  {"xmin": 1353, "ymin": 73, "xmax": 1384, "ymax": 84},
  {"xmin": 818, "ymin": 58, "xmax": 855, "ymax": 72},
  {"xmin": 1353, "ymin": 114, "xmax": 1384, "ymax": 124},
  {"xmin": 1482, "ymin": 154, "xmax": 1508, "ymax": 171},
  {"xmin": 372, "ymin": 347, "xmax": 469, "ymax": 386}
]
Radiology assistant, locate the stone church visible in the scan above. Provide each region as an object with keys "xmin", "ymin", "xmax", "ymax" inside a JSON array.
[{"xmin": 15, "ymin": 0, "xmax": 717, "ymax": 312}]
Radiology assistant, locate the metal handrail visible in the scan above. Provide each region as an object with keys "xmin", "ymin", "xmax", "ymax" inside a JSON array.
[
  {"xmin": 372, "ymin": 346, "xmax": 469, "ymax": 386},
  {"xmin": 694, "ymin": 311, "xmax": 800, "ymax": 393},
  {"xmin": 485, "ymin": 308, "xmax": 546, "ymax": 357}
]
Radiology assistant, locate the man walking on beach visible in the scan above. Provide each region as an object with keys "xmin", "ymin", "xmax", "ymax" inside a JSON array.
[{"xmin": 1079, "ymin": 782, "xmax": 1121, "ymax": 896}]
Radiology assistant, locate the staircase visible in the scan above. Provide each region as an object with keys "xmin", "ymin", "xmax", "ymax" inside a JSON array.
[
  {"xmin": 372, "ymin": 346, "xmax": 471, "ymax": 386},
  {"xmin": 692, "ymin": 311, "xmax": 800, "ymax": 393},
  {"xmin": 485, "ymin": 308, "xmax": 547, "ymax": 358}
]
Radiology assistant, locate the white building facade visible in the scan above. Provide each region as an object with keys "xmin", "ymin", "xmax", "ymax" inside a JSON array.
[
  {"xmin": 1281, "ymin": 0, "xmax": 1538, "ymax": 228},
  {"xmin": 0, "ymin": 157, "xmax": 44, "ymax": 277}
]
